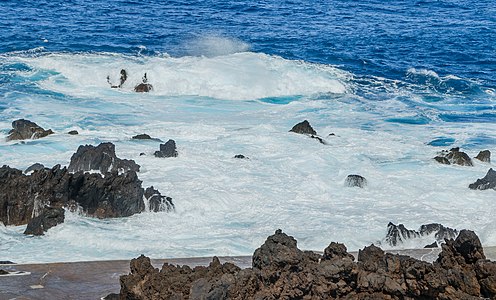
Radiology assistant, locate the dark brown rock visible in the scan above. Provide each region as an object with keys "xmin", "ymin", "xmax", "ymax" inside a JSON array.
[
  {"xmin": 289, "ymin": 120, "xmax": 317, "ymax": 135},
  {"xmin": 475, "ymin": 150, "xmax": 491, "ymax": 163},
  {"xmin": 6, "ymin": 119, "xmax": 53, "ymax": 141},
  {"xmin": 434, "ymin": 147, "xmax": 473, "ymax": 166},
  {"xmin": 24, "ymin": 206, "xmax": 65, "ymax": 235},
  {"xmin": 134, "ymin": 83, "xmax": 153, "ymax": 92},
  {"xmin": 144, "ymin": 186, "xmax": 174, "ymax": 212}
]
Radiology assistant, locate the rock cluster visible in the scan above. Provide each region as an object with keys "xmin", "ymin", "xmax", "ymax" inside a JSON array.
[
  {"xmin": 6, "ymin": 119, "xmax": 53, "ymax": 141},
  {"xmin": 434, "ymin": 147, "xmax": 473, "ymax": 166},
  {"xmin": 290, "ymin": 120, "xmax": 327, "ymax": 144},
  {"xmin": 384, "ymin": 222, "xmax": 458, "ymax": 247},
  {"xmin": 116, "ymin": 229, "xmax": 496, "ymax": 300}
]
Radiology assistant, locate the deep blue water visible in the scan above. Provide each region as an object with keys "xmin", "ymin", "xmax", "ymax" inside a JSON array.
[{"xmin": 1, "ymin": 0, "xmax": 495, "ymax": 86}]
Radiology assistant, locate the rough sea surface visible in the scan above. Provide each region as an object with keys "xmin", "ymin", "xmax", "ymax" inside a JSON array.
[{"xmin": 0, "ymin": 0, "xmax": 495, "ymax": 263}]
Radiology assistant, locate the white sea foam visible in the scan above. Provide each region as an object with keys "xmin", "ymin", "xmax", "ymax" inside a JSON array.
[
  {"xmin": 0, "ymin": 52, "xmax": 495, "ymax": 263},
  {"xmin": 183, "ymin": 35, "xmax": 251, "ymax": 57}
]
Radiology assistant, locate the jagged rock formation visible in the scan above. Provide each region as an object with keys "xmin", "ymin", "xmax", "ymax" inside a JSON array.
[
  {"xmin": 67, "ymin": 130, "xmax": 79, "ymax": 135},
  {"xmin": 475, "ymin": 150, "xmax": 491, "ymax": 163},
  {"xmin": 434, "ymin": 147, "xmax": 473, "ymax": 166},
  {"xmin": 144, "ymin": 186, "xmax": 174, "ymax": 212},
  {"xmin": 24, "ymin": 163, "xmax": 45, "ymax": 174},
  {"xmin": 345, "ymin": 174, "xmax": 367, "ymax": 188},
  {"xmin": 154, "ymin": 139, "xmax": 178, "ymax": 158},
  {"xmin": 24, "ymin": 206, "xmax": 65, "ymax": 235},
  {"xmin": 116, "ymin": 229, "xmax": 496, "ymax": 299},
  {"xmin": 6, "ymin": 119, "xmax": 54, "ymax": 141},
  {"xmin": 289, "ymin": 120, "xmax": 317, "ymax": 135},
  {"xmin": 469, "ymin": 168, "xmax": 496, "ymax": 191},
  {"xmin": 68, "ymin": 142, "xmax": 140, "ymax": 174},
  {"xmin": 234, "ymin": 154, "xmax": 248, "ymax": 159},
  {"xmin": 385, "ymin": 222, "xmax": 458, "ymax": 247}
]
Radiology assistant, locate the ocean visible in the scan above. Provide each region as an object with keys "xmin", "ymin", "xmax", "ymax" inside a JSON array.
[{"xmin": 0, "ymin": 0, "xmax": 495, "ymax": 263}]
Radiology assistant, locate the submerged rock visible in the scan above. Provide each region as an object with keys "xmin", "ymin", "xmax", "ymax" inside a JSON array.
[
  {"xmin": 154, "ymin": 139, "xmax": 178, "ymax": 158},
  {"xmin": 475, "ymin": 150, "xmax": 491, "ymax": 163},
  {"xmin": 469, "ymin": 168, "xmax": 496, "ymax": 191},
  {"xmin": 117, "ymin": 229, "xmax": 496, "ymax": 299},
  {"xmin": 384, "ymin": 222, "xmax": 458, "ymax": 247},
  {"xmin": 132, "ymin": 133, "xmax": 152, "ymax": 140},
  {"xmin": 67, "ymin": 130, "xmax": 79, "ymax": 135},
  {"xmin": 289, "ymin": 120, "xmax": 317, "ymax": 135},
  {"xmin": 345, "ymin": 174, "xmax": 367, "ymax": 188},
  {"xmin": 434, "ymin": 147, "xmax": 473, "ymax": 166},
  {"xmin": 24, "ymin": 206, "xmax": 64, "ymax": 236},
  {"xmin": 68, "ymin": 142, "xmax": 140, "ymax": 174},
  {"xmin": 144, "ymin": 186, "xmax": 174, "ymax": 212},
  {"xmin": 134, "ymin": 83, "xmax": 153, "ymax": 92},
  {"xmin": 234, "ymin": 154, "xmax": 249, "ymax": 159},
  {"xmin": 6, "ymin": 119, "xmax": 54, "ymax": 141}
]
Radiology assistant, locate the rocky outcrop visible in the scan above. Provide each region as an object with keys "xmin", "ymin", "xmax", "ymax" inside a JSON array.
[
  {"xmin": 132, "ymin": 134, "xmax": 152, "ymax": 140},
  {"xmin": 234, "ymin": 154, "xmax": 248, "ymax": 159},
  {"xmin": 345, "ymin": 174, "xmax": 367, "ymax": 188},
  {"xmin": 24, "ymin": 206, "xmax": 64, "ymax": 236},
  {"xmin": 134, "ymin": 83, "xmax": 153, "ymax": 92},
  {"xmin": 0, "ymin": 163, "xmax": 173, "ymax": 233},
  {"xmin": 144, "ymin": 186, "xmax": 174, "ymax": 212},
  {"xmin": 289, "ymin": 120, "xmax": 317, "ymax": 135},
  {"xmin": 6, "ymin": 119, "xmax": 53, "ymax": 141},
  {"xmin": 475, "ymin": 150, "xmax": 491, "ymax": 163},
  {"xmin": 154, "ymin": 139, "xmax": 178, "ymax": 158},
  {"xmin": 434, "ymin": 147, "xmax": 473, "ymax": 166},
  {"xmin": 117, "ymin": 229, "xmax": 496, "ymax": 299},
  {"xmin": 24, "ymin": 163, "xmax": 45, "ymax": 174},
  {"xmin": 385, "ymin": 222, "xmax": 458, "ymax": 247},
  {"xmin": 469, "ymin": 168, "xmax": 496, "ymax": 191},
  {"xmin": 67, "ymin": 130, "xmax": 79, "ymax": 135},
  {"xmin": 68, "ymin": 142, "xmax": 140, "ymax": 174}
]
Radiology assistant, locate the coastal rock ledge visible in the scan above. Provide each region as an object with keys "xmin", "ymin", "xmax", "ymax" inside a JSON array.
[{"xmin": 117, "ymin": 229, "xmax": 496, "ymax": 300}]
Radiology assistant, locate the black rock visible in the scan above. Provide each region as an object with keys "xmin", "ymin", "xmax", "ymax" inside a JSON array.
[
  {"xmin": 434, "ymin": 147, "xmax": 473, "ymax": 166},
  {"xmin": 0, "ymin": 261, "xmax": 15, "ymax": 264},
  {"xmin": 7, "ymin": 119, "xmax": 54, "ymax": 141},
  {"xmin": 475, "ymin": 150, "xmax": 491, "ymax": 163},
  {"xmin": 385, "ymin": 222, "xmax": 458, "ymax": 247},
  {"xmin": 139, "ymin": 152, "xmax": 146, "ymax": 156},
  {"xmin": 24, "ymin": 206, "xmax": 65, "ymax": 235},
  {"xmin": 234, "ymin": 154, "xmax": 249, "ymax": 159},
  {"xmin": 322, "ymin": 242, "xmax": 355, "ymax": 261},
  {"xmin": 132, "ymin": 134, "xmax": 152, "ymax": 140},
  {"xmin": 68, "ymin": 142, "xmax": 140, "ymax": 174},
  {"xmin": 102, "ymin": 294, "xmax": 120, "ymax": 300},
  {"xmin": 144, "ymin": 186, "xmax": 174, "ymax": 212},
  {"xmin": 310, "ymin": 135, "xmax": 327, "ymax": 145},
  {"xmin": 24, "ymin": 163, "xmax": 45, "ymax": 174},
  {"xmin": 154, "ymin": 139, "xmax": 178, "ymax": 158},
  {"xmin": 0, "ymin": 269, "xmax": 9, "ymax": 275},
  {"xmin": 289, "ymin": 120, "xmax": 317, "ymax": 135},
  {"xmin": 424, "ymin": 242, "xmax": 438, "ymax": 248},
  {"xmin": 68, "ymin": 130, "xmax": 79, "ymax": 135},
  {"xmin": 469, "ymin": 168, "xmax": 496, "ymax": 191},
  {"xmin": 134, "ymin": 83, "xmax": 153, "ymax": 93},
  {"xmin": 345, "ymin": 174, "xmax": 367, "ymax": 188}
]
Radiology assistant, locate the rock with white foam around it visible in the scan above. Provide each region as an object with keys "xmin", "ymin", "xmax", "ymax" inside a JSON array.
[
  {"xmin": 475, "ymin": 150, "xmax": 491, "ymax": 163},
  {"xmin": 154, "ymin": 139, "xmax": 178, "ymax": 158},
  {"xmin": 434, "ymin": 147, "xmax": 473, "ymax": 166},
  {"xmin": 6, "ymin": 119, "xmax": 54, "ymax": 141},
  {"xmin": 469, "ymin": 168, "xmax": 496, "ymax": 191},
  {"xmin": 345, "ymin": 174, "xmax": 367, "ymax": 188},
  {"xmin": 68, "ymin": 142, "xmax": 140, "ymax": 174},
  {"xmin": 384, "ymin": 222, "xmax": 458, "ymax": 247}
]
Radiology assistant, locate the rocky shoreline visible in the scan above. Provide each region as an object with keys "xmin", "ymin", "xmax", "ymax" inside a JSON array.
[{"xmin": 111, "ymin": 229, "xmax": 496, "ymax": 300}]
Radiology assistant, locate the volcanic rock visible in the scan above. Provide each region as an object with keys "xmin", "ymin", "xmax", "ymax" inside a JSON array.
[
  {"xmin": 345, "ymin": 174, "xmax": 367, "ymax": 188},
  {"xmin": 68, "ymin": 142, "xmax": 140, "ymax": 174},
  {"xmin": 24, "ymin": 206, "xmax": 65, "ymax": 235},
  {"xmin": 132, "ymin": 134, "xmax": 152, "ymax": 140},
  {"xmin": 6, "ymin": 119, "xmax": 54, "ymax": 141},
  {"xmin": 67, "ymin": 130, "xmax": 79, "ymax": 135},
  {"xmin": 234, "ymin": 154, "xmax": 248, "ymax": 159},
  {"xmin": 24, "ymin": 163, "xmax": 45, "ymax": 174},
  {"xmin": 154, "ymin": 139, "xmax": 178, "ymax": 158},
  {"xmin": 475, "ymin": 150, "xmax": 491, "ymax": 163},
  {"xmin": 289, "ymin": 120, "xmax": 317, "ymax": 135},
  {"xmin": 144, "ymin": 186, "xmax": 174, "ymax": 212},
  {"xmin": 385, "ymin": 222, "xmax": 458, "ymax": 247},
  {"xmin": 469, "ymin": 168, "xmax": 496, "ymax": 191},
  {"xmin": 134, "ymin": 83, "xmax": 153, "ymax": 93},
  {"xmin": 434, "ymin": 147, "xmax": 473, "ymax": 166}
]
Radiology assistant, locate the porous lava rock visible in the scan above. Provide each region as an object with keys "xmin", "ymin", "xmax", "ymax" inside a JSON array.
[
  {"xmin": 6, "ymin": 119, "xmax": 53, "ymax": 141},
  {"xmin": 154, "ymin": 139, "xmax": 178, "ymax": 158},
  {"xmin": 24, "ymin": 206, "xmax": 64, "ymax": 236},
  {"xmin": 144, "ymin": 186, "xmax": 174, "ymax": 212},
  {"xmin": 385, "ymin": 222, "xmax": 458, "ymax": 247},
  {"xmin": 134, "ymin": 83, "xmax": 153, "ymax": 92},
  {"xmin": 345, "ymin": 174, "xmax": 367, "ymax": 188},
  {"xmin": 289, "ymin": 120, "xmax": 317, "ymax": 135},
  {"xmin": 469, "ymin": 168, "xmax": 496, "ymax": 191},
  {"xmin": 117, "ymin": 229, "xmax": 496, "ymax": 299},
  {"xmin": 434, "ymin": 147, "xmax": 473, "ymax": 166},
  {"xmin": 475, "ymin": 150, "xmax": 491, "ymax": 163},
  {"xmin": 68, "ymin": 142, "xmax": 140, "ymax": 174}
]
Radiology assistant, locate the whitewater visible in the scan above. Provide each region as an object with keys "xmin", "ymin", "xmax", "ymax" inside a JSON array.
[{"xmin": 0, "ymin": 0, "xmax": 495, "ymax": 263}]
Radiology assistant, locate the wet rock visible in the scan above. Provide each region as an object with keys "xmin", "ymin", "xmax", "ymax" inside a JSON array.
[
  {"xmin": 24, "ymin": 163, "xmax": 45, "ymax": 174},
  {"xmin": 134, "ymin": 83, "xmax": 153, "ymax": 92},
  {"xmin": 385, "ymin": 222, "xmax": 458, "ymax": 247},
  {"xmin": 68, "ymin": 142, "xmax": 140, "ymax": 174},
  {"xmin": 434, "ymin": 147, "xmax": 473, "ymax": 166},
  {"xmin": 345, "ymin": 174, "xmax": 367, "ymax": 188},
  {"xmin": 469, "ymin": 168, "xmax": 496, "ymax": 191},
  {"xmin": 234, "ymin": 154, "xmax": 248, "ymax": 159},
  {"xmin": 0, "ymin": 269, "xmax": 9, "ymax": 275},
  {"xmin": 6, "ymin": 119, "xmax": 54, "ymax": 141},
  {"xmin": 132, "ymin": 133, "xmax": 152, "ymax": 140},
  {"xmin": 116, "ymin": 229, "xmax": 496, "ymax": 300},
  {"xmin": 102, "ymin": 293, "xmax": 119, "ymax": 300},
  {"xmin": 154, "ymin": 139, "xmax": 178, "ymax": 158},
  {"xmin": 144, "ymin": 186, "xmax": 174, "ymax": 212},
  {"xmin": 289, "ymin": 120, "xmax": 317, "ymax": 135},
  {"xmin": 67, "ymin": 130, "xmax": 79, "ymax": 135},
  {"xmin": 310, "ymin": 134, "xmax": 327, "ymax": 144},
  {"xmin": 0, "ymin": 261, "xmax": 15, "ymax": 264},
  {"xmin": 475, "ymin": 150, "xmax": 491, "ymax": 163},
  {"xmin": 24, "ymin": 206, "xmax": 64, "ymax": 235},
  {"xmin": 424, "ymin": 242, "xmax": 438, "ymax": 248}
]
